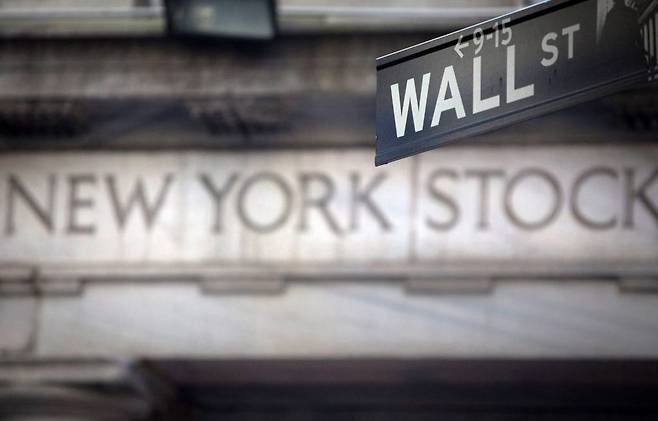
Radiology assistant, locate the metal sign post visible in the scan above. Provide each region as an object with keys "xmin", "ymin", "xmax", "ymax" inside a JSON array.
[{"xmin": 375, "ymin": 0, "xmax": 653, "ymax": 165}]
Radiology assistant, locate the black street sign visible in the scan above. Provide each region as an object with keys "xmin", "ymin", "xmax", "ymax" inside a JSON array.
[{"xmin": 375, "ymin": 0, "xmax": 652, "ymax": 165}]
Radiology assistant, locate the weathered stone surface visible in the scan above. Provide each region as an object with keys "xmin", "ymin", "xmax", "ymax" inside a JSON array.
[
  {"xmin": 0, "ymin": 297, "xmax": 36, "ymax": 354},
  {"xmin": 27, "ymin": 280, "xmax": 658, "ymax": 358}
]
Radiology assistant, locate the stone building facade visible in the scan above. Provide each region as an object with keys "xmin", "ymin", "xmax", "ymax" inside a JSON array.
[{"xmin": 0, "ymin": 1, "xmax": 657, "ymax": 419}]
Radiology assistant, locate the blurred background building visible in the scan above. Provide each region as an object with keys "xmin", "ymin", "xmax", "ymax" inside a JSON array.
[{"xmin": 0, "ymin": 0, "xmax": 657, "ymax": 419}]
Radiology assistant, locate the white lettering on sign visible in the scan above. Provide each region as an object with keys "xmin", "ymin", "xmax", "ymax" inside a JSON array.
[
  {"xmin": 390, "ymin": 20, "xmax": 583, "ymax": 139},
  {"xmin": 563, "ymin": 24, "xmax": 581, "ymax": 59},
  {"xmin": 542, "ymin": 24, "xmax": 581, "ymax": 67},
  {"xmin": 390, "ymin": 73, "xmax": 431, "ymax": 138},
  {"xmin": 541, "ymin": 32, "xmax": 560, "ymax": 67},
  {"xmin": 391, "ymin": 44, "xmax": 541, "ymax": 137},
  {"xmin": 431, "ymin": 65, "xmax": 465, "ymax": 127},
  {"xmin": 473, "ymin": 55, "xmax": 501, "ymax": 114},
  {"xmin": 506, "ymin": 45, "xmax": 535, "ymax": 104}
]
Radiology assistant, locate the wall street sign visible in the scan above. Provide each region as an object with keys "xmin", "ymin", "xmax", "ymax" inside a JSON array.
[{"xmin": 375, "ymin": 0, "xmax": 652, "ymax": 165}]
